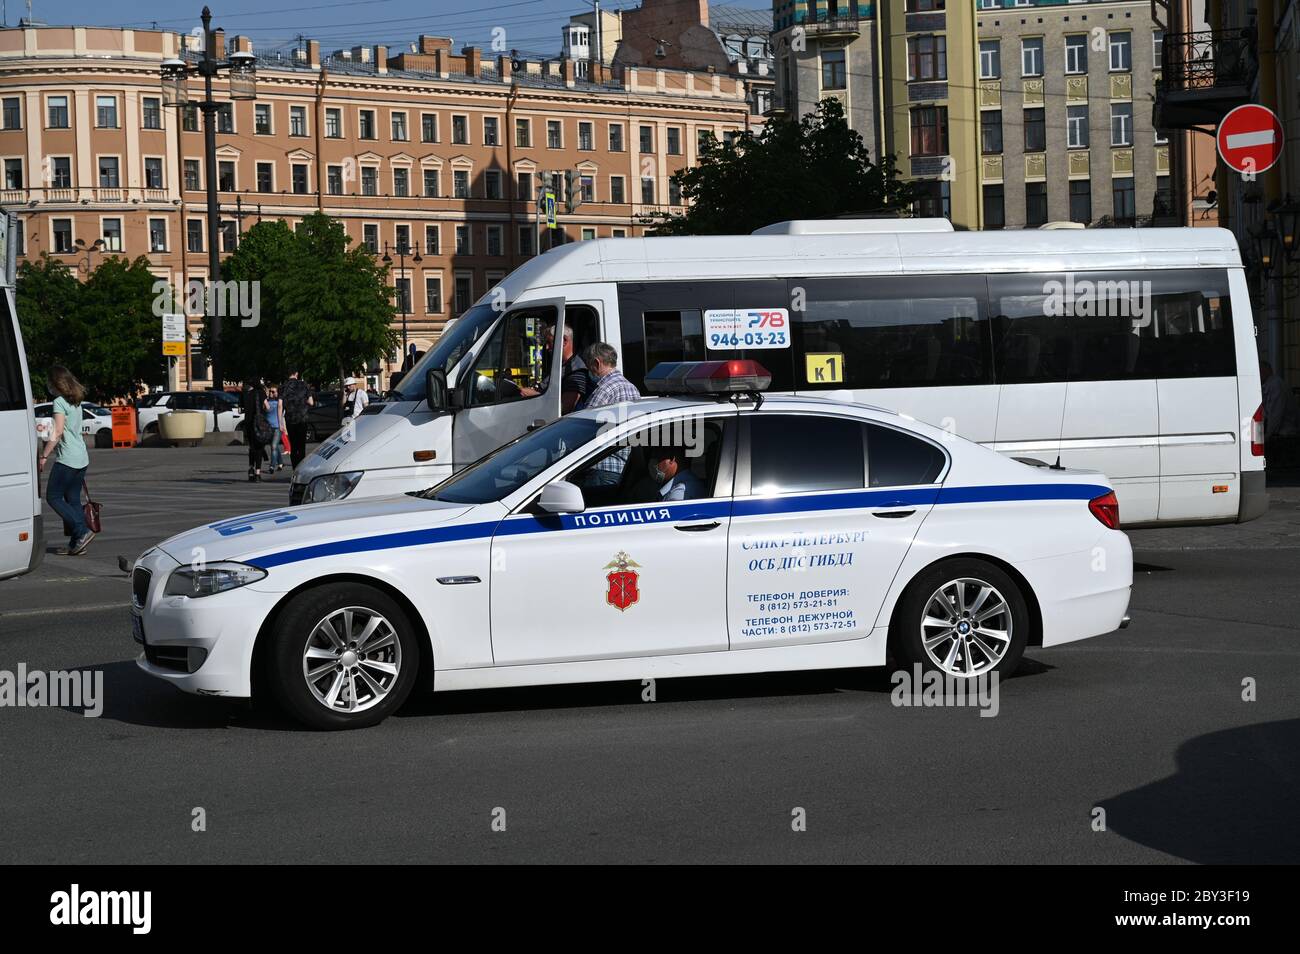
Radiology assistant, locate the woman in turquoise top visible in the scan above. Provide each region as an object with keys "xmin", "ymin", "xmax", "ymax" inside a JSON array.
[{"xmin": 38, "ymin": 366, "xmax": 94, "ymax": 555}]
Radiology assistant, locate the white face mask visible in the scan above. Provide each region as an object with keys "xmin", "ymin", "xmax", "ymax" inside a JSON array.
[{"xmin": 648, "ymin": 461, "xmax": 666, "ymax": 484}]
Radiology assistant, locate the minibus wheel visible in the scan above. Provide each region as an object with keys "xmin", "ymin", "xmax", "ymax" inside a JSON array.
[
  {"xmin": 892, "ymin": 558, "xmax": 1028, "ymax": 679},
  {"xmin": 270, "ymin": 582, "xmax": 419, "ymax": 730}
]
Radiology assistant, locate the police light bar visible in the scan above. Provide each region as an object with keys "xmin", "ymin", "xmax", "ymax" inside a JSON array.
[{"xmin": 643, "ymin": 360, "xmax": 772, "ymax": 395}]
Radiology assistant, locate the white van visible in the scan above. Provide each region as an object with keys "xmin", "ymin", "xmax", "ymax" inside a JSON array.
[
  {"xmin": 292, "ymin": 220, "xmax": 1266, "ymax": 528},
  {"xmin": 0, "ymin": 216, "xmax": 40, "ymax": 578}
]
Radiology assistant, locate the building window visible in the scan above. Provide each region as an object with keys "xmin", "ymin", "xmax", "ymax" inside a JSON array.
[
  {"xmin": 149, "ymin": 218, "xmax": 167, "ymax": 253},
  {"xmin": 1113, "ymin": 177, "xmax": 1136, "ymax": 222},
  {"xmin": 142, "ymin": 97, "xmax": 162, "ymax": 130},
  {"xmin": 1154, "ymin": 174, "xmax": 1173, "ymax": 217},
  {"xmin": 1070, "ymin": 179, "xmax": 1092, "ymax": 223},
  {"xmin": 3, "ymin": 158, "xmax": 22, "ymax": 190},
  {"xmin": 486, "ymin": 225, "xmax": 503, "ymax": 256},
  {"xmin": 50, "ymin": 157, "xmax": 72, "ymax": 188},
  {"xmin": 612, "ymin": 228, "xmax": 627, "ymax": 238},
  {"xmin": 96, "ymin": 95, "xmax": 118, "ymax": 128},
  {"xmin": 516, "ymin": 171, "xmax": 533, "ymax": 201},
  {"xmin": 822, "ymin": 48, "xmax": 847, "ymax": 89},
  {"xmin": 484, "ymin": 116, "xmax": 499, "ymax": 146},
  {"xmin": 1024, "ymin": 107, "xmax": 1046, "ymax": 152},
  {"xmin": 910, "ymin": 106, "xmax": 948, "ymax": 157},
  {"xmin": 385, "ymin": 111, "xmax": 405, "ymax": 141},
  {"xmin": 1109, "ymin": 31, "xmax": 1132, "ymax": 71},
  {"xmin": 395, "ymin": 224, "xmax": 410, "ymax": 254},
  {"xmin": 455, "ymin": 225, "xmax": 470, "ymax": 255},
  {"xmin": 102, "ymin": 218, "xmax": 123, "ymax": 252},
  {"xmin": 454, "ymin": 273, "xmax": 473, "ymax": 315},
  {"xmin": 290, "ymin": 105, "xmax": 307, "ymax": 136},
  {"xmin": 98, "ymin": 157, "xmax": 119, "ymax": 188},
  {"xmin": 668, "ymin": 179, "xmax": 682, "ymax": 205},
  {"xmin": 216, "ymin": 103, "xmax": 233, "ymax": 133},
  {"xmin": 1026, "ymin": 182, "xmax": 1048, "ymax": 227},
  {"xmin": 519, "ymin": 226, "xmax": 535, "ymax": 256},
  {"xmin": 906, "ymin": 0, "xmax": 945, "ymax": 9},
  {"xmin": 979, "ymin": 39, "xmax": 1000, "ymax": 79},
  {"xmin": 907, "ymin": 35, "xmax": 946, "ymax": 81},
  {"xmin": 325, "ymin": 108, "xmax": 342, "ymax": 138},
  {"xmin": 981, "ymin": 110, "xmax": 1002, "ymax": 154},
  {"xmin": 182, "ymin": 104, "xmax": 199, "ymax": 131},
  {"xmin": 393, "ymin": 167, "xmax": 410, "ymax": 197},
  {"xmin": 983, "ymin": 184, "xmax": 1005, "ymax": 229},
  {"xmin": 485, "ymin": 169, "xmax": 503, "ymax": 200},
  {"xmin": 453, "ymin": 115, "xmax": 469, "ymax": 144},
  {"xmin": 1111, "ymin": 102, "xmax": 1133, "ymax": 145},
  {"xmin": 419, "ymin": 168, "xmax": 436, "ymax": 197},
  {"xmin": 256, "ymin": 161, "xmax": 274, "ymax": 192},
  {"xmin": 667, "ymin": 127, "xmax": 682, "ymax": 155},
  {"xmin": 1067, "ymin": 105, "xmax": 1089, "ymax": 148},
  {"xmin": 425, "ymin": 276, "xmax": 443, "ymax": 313},
  {"xmin": 453, "ymin": 169, "xmax": 470, "ymax": 198},
  {"xmin": 425, "ymin": 224, "xmax": 440, "ymax": 255},
  {"xmin": 184, "ymin": 159, "xmax": 200, "ymax": 191},
  {"xmin": 52, "ymin": 218, "xmax": 73, "ymax": 254},
  {"xmin": 363, "ymin": 224, "xmax": 378, "ymax": 253},
  {"xmin": 1021, "ymin": 38, "xmax": 1044, "ymax": 77},
  {"xmin": 422, "ymin": 113, "xmax": 438, "ymax": 143},
  {"xmin": 610, "ymin": 175, "xmax": 626, "ymax": 204},
  {"xmin": 609, "ymin": 123, "xmax": 624, "ymax": 152},
  {"xmin": 912, "ymin": 181, "xmax": 950, "ymax": 219},
  {"xmin": 144, "ymin": 157, "xmax": 164, "ymax": 189},
  {"xmin": 292, "ymin": 163, "xmax": 309, "ymax": 194},
  {"xmin": 47, "ymin": 95, "xmax": 69, "ymax": 128},
  {"xmin": 394, "ymin": 277, "xmax": 412, "ymax": 314},
  {"xmin": 578, "ymin": 121, "xmax": 594, "ymax": 151},
  {"xmin": 1153, "ymin": 30, "xmax": 1164, "ymax": 67},
  {"xmin": 361, "ymin": 167, "xmax": 378, "ymax": 196},
  {"xmin": 515, "ymin": 118, "xmax": 530, "ymax": 147},
  {"xmin": 218, "ymin": 160, "xmax": 235, "ymax": 191},
  {"xmin": 254, "ymin": 103, "xmax": 272, "ymax": 135},
  {"xmin": 1065, "ymin": 35, "xmax": 1088, "ymax": 75},
  {"xmin": 641, "ymin": 176, "xmax": 655, "ymax": 204},
  {"xmin": 547, "ymin": 120, "xmax": 562, "ymax": 149},
  {"xmin": 327, "ymin": 165, "xmax": 344, "ymax": 195},
  {"xmin": 581, "ymin": 228, "xmax": 597, "ymax": 241},
  {"xmin": 187, "ymin": 219, "xmax": 204, "ymax": 253},
  {"xmin": 358, "ymin": 109, "xmax": 376, "ymax": 139},
  {"xmin": 640, "ymin": 125, "xmax": 654, "ymax": 153}
]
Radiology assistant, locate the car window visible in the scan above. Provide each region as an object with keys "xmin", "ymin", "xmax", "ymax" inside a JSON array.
[
  {"xmin": 748, "ymin": 415, "xmax": 864, "ymax": 495},
  {"xmin": 563, "ymin": 417, "xmax": 730, "ymax": 508},
  {"xmin": 867, "ymin": 423, "xmax": 946, "ymax": 487},
  {"xmin": 464, "ymin": 308, "xmax": 551, "ymax": 407},
  {"xmin": 419, "ymin": 416, "xmax": 604, "ymax": 504}
]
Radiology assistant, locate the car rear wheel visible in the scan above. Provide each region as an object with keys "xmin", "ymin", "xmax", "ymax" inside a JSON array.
[
  {"xmin": 269, "ymin": 583, "xmax": 419, "ymax": 729},
  {"xmin": 892, "ymin": 558, "xmax": 1029, "ymax": 679}
]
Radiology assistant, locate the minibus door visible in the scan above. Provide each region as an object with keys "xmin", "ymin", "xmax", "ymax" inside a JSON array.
[{"xmin": 451, "ymin": 298, "xmax": 567, "ymax": 467}]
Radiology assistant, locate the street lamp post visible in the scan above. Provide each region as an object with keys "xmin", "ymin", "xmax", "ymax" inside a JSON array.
[
  {"xmin": 73, "ymin": 237, "xmax": 104, "ymax": 275},
  {"xmin": 161, "ymin": 6, "xmax": 257, "ymax": 391},
  {"xmin": 381, "ymin": 239, "xmax": 422, "ymax": 368}
]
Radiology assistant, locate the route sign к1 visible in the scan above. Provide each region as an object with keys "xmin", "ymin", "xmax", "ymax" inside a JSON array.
[{"xmin": 1217, "ymin": 104, "xmax": 1284, "ymax": 176}]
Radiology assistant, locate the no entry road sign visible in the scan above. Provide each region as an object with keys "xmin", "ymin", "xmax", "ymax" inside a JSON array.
[{"xmin": 1217, "ymin": 104, "xmax": 1284, "ymax": 175}]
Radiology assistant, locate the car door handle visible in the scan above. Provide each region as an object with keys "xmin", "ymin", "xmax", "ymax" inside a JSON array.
[
  {"xmin": 526, "ymin": 418, "xmax": 546, "ymax": 431},
  {"xmin": 872, "ymin": 509, "xmax": 916, "ymax": 519},
  {"xmin": 675, "ymin": 521, "xmax": 721, "ymax": 532}
]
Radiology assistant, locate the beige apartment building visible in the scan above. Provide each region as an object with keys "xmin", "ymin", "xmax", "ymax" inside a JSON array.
[{"xmin": 0, "ymin": 24, "xmax": 758, "ymax": 389}]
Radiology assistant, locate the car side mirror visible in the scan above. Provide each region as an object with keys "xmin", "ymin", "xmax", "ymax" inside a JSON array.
[
  {"xmin": 425, "ymin": 367, "xmax": 449, "ymax": 411},
  {"xmin": 538, "ymin": 480, "xmax": 585, "ymax": 515}
]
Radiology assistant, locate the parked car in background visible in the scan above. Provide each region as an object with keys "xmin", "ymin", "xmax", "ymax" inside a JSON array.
[
  {"xmin": 304, "ymin": 387, "xmax": 381, "ymax": 442},
  {"xmin": 34, "ymin": 400, "xmax": 114, "ymax": 448},
  {"xmin": 136, "ymin": 391, "xmax": 244, "ymax": 441}
]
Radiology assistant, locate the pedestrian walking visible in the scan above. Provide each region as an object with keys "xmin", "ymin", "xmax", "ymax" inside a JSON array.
[
  {"xmin": 265, "ymin": 385, "xmax": 287, "ymax": 473},
  {"xmin": 243, "ymin": 377, "xmax": 270, "ymax": 482},
  {"xmin": 280, "ymin": 368, "xmax": 314, "ymax": 471},
  {"xmin": 39, "ymin": 366, "xmax": 95, "ymax": 555}
]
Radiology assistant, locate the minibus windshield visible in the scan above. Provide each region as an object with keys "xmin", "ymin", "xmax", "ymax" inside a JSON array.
[{"xmin": 391, "ymin": 303, "xmax": 500, "ymax": 404}]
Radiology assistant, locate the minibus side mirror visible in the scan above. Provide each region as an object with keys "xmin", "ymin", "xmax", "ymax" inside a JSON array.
[
  {"xmin": 538, "ymin": 480, "xmax": 586, "ymax": 515},
  {"xmin": 425, "ymin": 368, "xmax": 449, "ymax": 411}
]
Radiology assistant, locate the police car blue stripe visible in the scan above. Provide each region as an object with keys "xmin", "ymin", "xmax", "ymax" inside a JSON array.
[{"xmin": 247, "ymin": 482, "xmax": 1110, "ymax": 569}]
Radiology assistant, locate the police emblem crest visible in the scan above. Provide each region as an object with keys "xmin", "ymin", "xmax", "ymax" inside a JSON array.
[{"xmin": 604, "ymin": 551, "xmax": 641, "ymax": 611}]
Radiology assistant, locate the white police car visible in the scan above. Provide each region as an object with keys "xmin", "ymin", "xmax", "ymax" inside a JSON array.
[{"xmin": 132, "ymin": 360, "xmax": 1133, "ymax": 729}]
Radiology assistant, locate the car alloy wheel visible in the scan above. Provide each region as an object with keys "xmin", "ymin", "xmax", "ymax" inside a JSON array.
[
  {"xmin": 301, "ymin": 606, "xmax": 402, "ymax": 714},
  {"xmin": 919, "ymin": 577, "xmax": 1012, "ymax": 677}
]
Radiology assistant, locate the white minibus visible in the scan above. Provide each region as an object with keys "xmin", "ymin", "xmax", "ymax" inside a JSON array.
[
  {"xmin": 0, "ymin": 212, "xmax": 41, "ymax": 578},
  {"xmin": 292, "ymin": 220, "xmax": 1265, "ymax": 527}
]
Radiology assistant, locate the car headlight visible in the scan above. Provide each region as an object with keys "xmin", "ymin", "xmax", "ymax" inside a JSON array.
[
  {"xmin": 164, "ymin": 562, "xmax": 267, "ymax": 599},
  {"xmin": 306, "ymin": 471, "xmax": 363, "ymax": 503}
]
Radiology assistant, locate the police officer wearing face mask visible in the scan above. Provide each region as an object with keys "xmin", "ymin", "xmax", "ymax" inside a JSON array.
[{"xmin": 646, "ymin": 447, "xmax": 707, "ymax": 502}]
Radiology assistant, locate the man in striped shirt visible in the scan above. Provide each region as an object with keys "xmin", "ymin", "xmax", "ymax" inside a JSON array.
[{"xmin": 580, "ymin": 342, "xmax": 642, "ymax": 487}]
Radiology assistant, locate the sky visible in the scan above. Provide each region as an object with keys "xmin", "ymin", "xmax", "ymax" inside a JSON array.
[{"xmin": 21, "ymin": 0, "xmax": 772, "ymax": 61}]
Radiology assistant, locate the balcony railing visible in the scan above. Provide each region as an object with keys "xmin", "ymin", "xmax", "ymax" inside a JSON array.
[
  {"xmin": 1156, "ymin": 28, "xmax": 1256, "ymax": 128},
  {"xmin": 802, "ymin": 9, "xmax": 861, "ymax": 36}
]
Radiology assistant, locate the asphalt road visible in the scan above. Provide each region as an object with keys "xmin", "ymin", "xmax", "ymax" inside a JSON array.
[{"xmin": 1, "ymin": 444, "xmax": 1297, "ymax": 864}]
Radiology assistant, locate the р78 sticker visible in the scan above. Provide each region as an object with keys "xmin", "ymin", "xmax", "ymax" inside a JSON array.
[{"xmin": 704, "ymin": 308, "xmax": 790, "ymax": 350}]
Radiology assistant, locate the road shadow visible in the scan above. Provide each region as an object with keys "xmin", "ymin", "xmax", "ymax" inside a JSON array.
[{"xmin": 1098, "ymin": 718, "xmax": 1300, "ymax": 863}]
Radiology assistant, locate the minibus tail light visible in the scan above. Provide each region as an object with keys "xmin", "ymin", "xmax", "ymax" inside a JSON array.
[
  {"xmin": 644, "ymin": 360, "xmax": 772, "ymax": 395},
  {"xmin": 1251, "ymin": 403, "xmax": 1265, "ymax": 456},
  {"xmin": 1088, "ymin": 491, "xmax": 1120, "ymax": 529}
]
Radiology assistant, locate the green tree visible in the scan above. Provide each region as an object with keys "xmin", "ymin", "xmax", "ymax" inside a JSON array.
[
  {"xmin": 646, "ymin": 98, "xmax": 914, "ymax": 236},
  {"xmin": 74, "ymin": 256, "xmax": 167, "ymax": 400},
  {"xmin": 213, "ymin": 218, "xmax": 296, "ymax": 384},
  {"xmin": 15, "ymin": 254, "xmax": 83, "ymax": 398}
]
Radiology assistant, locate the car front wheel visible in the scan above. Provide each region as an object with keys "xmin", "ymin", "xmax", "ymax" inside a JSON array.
[
  {"xmin": 269, "ymin": 583, "xmax": 419, "ymax": 729},
  {"xmin": 892, "ymin": 558, "xmax": 1029, "ymax": 679}
]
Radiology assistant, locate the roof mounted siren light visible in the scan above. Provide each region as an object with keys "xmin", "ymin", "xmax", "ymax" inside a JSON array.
[{"xmin": 643, "ymin": 360, "xmax": 772, "ymax": 406}]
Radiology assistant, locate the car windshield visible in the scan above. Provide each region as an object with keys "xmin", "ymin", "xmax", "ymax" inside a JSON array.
[
  {"xmin": 390, "ymin": 303, "xmax": 500, "ymax": 404},
  {"xmin": 415, "ymin": 416, "xmax": 603, "ymax": 504}
]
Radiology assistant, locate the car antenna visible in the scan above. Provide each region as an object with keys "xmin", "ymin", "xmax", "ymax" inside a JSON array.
[{"xmin": 1051, "ymin": 331, "xmax": 1070, "ymax": 470}]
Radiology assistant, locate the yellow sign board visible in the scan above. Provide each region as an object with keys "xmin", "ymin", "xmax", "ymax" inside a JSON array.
[
  {"xmin": 805, "ymin": 352, "xmax": 845, "ymax": 385},
  {"xmin": 163, "ymin": 341, "xmax": 186, "ymax": 356}
]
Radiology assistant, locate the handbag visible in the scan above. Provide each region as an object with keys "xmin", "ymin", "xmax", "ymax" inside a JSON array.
[
  {"xmin": 82, "ymin": 479, "xmax": 102, "ymax": 534},
  {"xmin": 281, "ymin": 429, "xmax": 291, "ymax": 453}
]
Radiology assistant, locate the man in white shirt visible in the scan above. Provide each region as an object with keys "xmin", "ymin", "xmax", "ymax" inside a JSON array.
[{"xmin": 343, "ymin": 377, "xmax": 370, "ymax": 426}]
